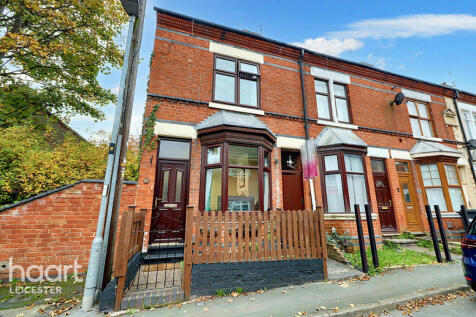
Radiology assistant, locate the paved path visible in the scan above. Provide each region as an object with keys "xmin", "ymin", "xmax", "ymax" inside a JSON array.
[{"xmin": 133, "ymin": 262, "xmax": 466, "ymax": 317}]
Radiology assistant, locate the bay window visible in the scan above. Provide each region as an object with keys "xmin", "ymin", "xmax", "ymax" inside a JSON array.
[
  {"xmin": 213, "ymin": 55, "xmax": 260, "ymax": 107},
  {"xmin": 202, "ymin": 143, "xmax": 271, "ymax": 211},
  {"xmin": 320, "ymin": 151, "xmax": 369, "ymax": 213},
  {"xmin": 419, "ymin": 162, "xmax": 466, "ymax": 212}
]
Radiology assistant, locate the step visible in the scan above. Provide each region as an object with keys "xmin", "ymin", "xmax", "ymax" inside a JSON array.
[{"xmin": 383, "ymin": 238, "xmax": 418, "ymax": 245}]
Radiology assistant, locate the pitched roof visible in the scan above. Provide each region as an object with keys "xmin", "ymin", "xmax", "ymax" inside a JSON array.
[
  {"xmin": 410, "ymin": 140, "xmax": 461, "ymax": 158},
  {"xmin": 316, "ymin": 127, "xmax": 367, "ymax": 148},
  {"xmin": 196, "ymin": 110, "xmax": 274, "ymax": 135}
]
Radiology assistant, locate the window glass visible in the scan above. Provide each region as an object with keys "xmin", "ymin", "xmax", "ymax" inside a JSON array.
[
  {"xmin": 214, "ymin": 73, "xmax": 235, "ymax": 103},
  {"xmin": 420, "ymin": 120, "xmax": 433, "ymax": 137},
  {"xmin": 396, "ymin": 161, "xmax": 409, "ymax": 173},
  {"xmin": 228, "ymin": 168, "xmax": 259, "ymax": 211},
  {"xmin": 263, "ymin": 171, "xmax": 270, "ymax": 211},
  {"xmin": 161, "ymin": 170, "xmax": 169, "ymax": 201},
  {"xmin": 426, "ymin": 188, "xmax": 447, "ymax": 211},
  {"xmin": 344, "ymin": 154, "xmax": 363, "ymax": 173},
  {"xmin": 229, "ymin": 145, "xmax": 259, "ymax": 166},
  {"xmin": 204, "ymin": 168, "xmax": 222, "ymax": 211},
  {"xmin": 449, "ymin": 188, "xmax": 465, "ymax": 212},
  {"xmin": 282, "ymin": 151, "xmax": 300, "ymax": 171},
  {"xmin": 239, "ymin": 78, "xmax": 258, "ymax": 106},
  {"xmin": 417, "ymin": 103, "xmax": 429, "ymax": 118},
  {"xmin": 402, "ymin": 183, "xmax": 411, "ymax": 203},
  {"xmin": 216, "ymin": 58, "xmax": 236, "ymax": 72},
  {"xmin": 316, "ymin": 94, "xmax": 331, "ymax": 120},
  {"xmin": 240, "ymin": 62, "xmax": 258, "ymax": 74},
  {"xmin": 444, "ymin": 165, "xmax": 459, "ymax": 185},
  {"xmin": 336, "ymin": 98, "xmax": 350, "ymax": 122},
  {"xmin": 371, "ymin": 159, "xmax": 386, "ymax": 172},
  {"xmin": 347, "ymin": 174, "xmax": 368, "ymax": 212},
  {"xmin": 420, "ymin": 164, "xmax": 441, "ymax": 186},
  {"xmin": 464, "ymin": 111, "xmax": 474, "ymax": 139},
  {"xmin": 207, "ymin": 147, "xmax": 221, "ymax": 165},
  {"xmin": 315, "ymin": 80, "xmax": 328, "ymax": 94},
  {"xmin": 264, "ymin": 152, "xmax": 270, "ymax": 168},
  {"xmin": 159, "ymin": 140, "xmax": 190, "ymax": 159},
  {"xmin": 325, "ymin": 155, "xmax": 339, "ymax": 171},
  {"xmin": 410, "ymin": 118, "xmax": 422, "ymax": 136},
  {"xmin": 333, "ymin": 83, "xmax": 346, "ymax": 97},
  {"xmin": 325, "ymin": 174, "xmax": 345, "ymax": 213},
  {"xmin": 175, "ymin": 170, "xmax": 183, "ymax": 201},
  {"xmin": 407, "ymin": 101, "xmax": 418, "ymax": 116}
]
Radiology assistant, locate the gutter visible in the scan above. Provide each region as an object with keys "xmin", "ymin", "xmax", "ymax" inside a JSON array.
[{"xmin": 453, "ymin": 90, "xmax": 476, "ymax": 186}]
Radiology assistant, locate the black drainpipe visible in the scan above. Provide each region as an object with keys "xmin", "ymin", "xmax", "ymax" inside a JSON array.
[
  {"xmin": 298, "ymin": 49, "xmax": 309, "ymax": 139},
  {"xmin": 453, "ymin": 90, "xmax": 476, "ymax": 186}
]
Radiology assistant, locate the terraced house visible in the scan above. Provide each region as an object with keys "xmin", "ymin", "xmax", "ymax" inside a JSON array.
[{"xmin": 134, "ymin": 8, "xmax": 476, "ymax": 251}]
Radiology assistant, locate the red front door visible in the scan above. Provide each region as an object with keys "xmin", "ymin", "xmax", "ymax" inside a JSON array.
[
  {"xmin": 149, "ymin": 161, "xmax": 189, "ymax": 244},
  {"xmin": 371, "ymin": 159, "xmax": 397, "ymax": 232},
  {"xmin": 281, "ymin": 150, "xmax": 305, "ymax": 210}
]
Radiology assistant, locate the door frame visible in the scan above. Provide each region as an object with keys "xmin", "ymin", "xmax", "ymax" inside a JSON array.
[
  {"xmin": 371, "ymin": 158, "xmax": 398, "ymax": 232},
  {"xmin": 395, "ymin": 159, "xmax": 424, "ymax": 232}
]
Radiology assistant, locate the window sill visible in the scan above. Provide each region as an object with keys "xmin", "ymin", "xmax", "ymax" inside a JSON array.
[
  {"xmin": 316, "ymin": 119, "xmax": 358, "ymax": 130},
  {"xmin": 324, "ymin": 213, "xmax": 377, "ymax": 220},
  {"xmin": 414, "ymin": 135, "xmax": 443, "ymax": 142},
  {"xmin": 209, "ymin": 101, "xmax": 264, "ymax": 116}
]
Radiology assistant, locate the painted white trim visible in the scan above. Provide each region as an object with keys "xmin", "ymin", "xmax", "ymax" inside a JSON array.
[
  {"xmin": 316, "ymin": 119, "xmax": 358, "ymax": 130},
  {"xmin": 310, "ymin": 66, "xmax": 351, "ymax": 84},
  {"xmin": 276, "ymin": 136, "xmax": 305, "ymax": 149},
  {"xmin": 414, "ymin": 135, "xmax": 443, "ymax": 142},
  {"xmin": 390, "ymin": 149, "xmax": 412, "ymax": 160},
  {"xmin": 324, "ymin": 213, "xmax": 378, "ymax": 221},
  {"xmin": 209, "ymin": 42, "xmax": 264, "ymax": 64},
  {"xmin": 154, "ymin": 122, "xmax": 197, "ymax": 139},
  {"xmin": 457, "ymin": 157, "xmax": 469, "ymax": 166},
  {"xmin": 367, "ymin": 147, "xmax": 390, "ymax": 158},
  {"xmin": 402, "ymin": 88, "xmax": 431, "ymax": 103},
  {"xmin": 208, "ymin": 101, "xmax": 265, "ymax": 115},
  {"xmin": 457, "ymin": 101, "xmax": 476, "ymax": 112},
  {"xmin": 411, "ymin": 152, "xmax": 462, "ymax": 159},
  {"xmin": 431, "ymin": 212, "xmax": 460, "ymax": 219}
]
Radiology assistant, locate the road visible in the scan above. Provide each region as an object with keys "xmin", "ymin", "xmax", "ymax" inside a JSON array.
[{"xmin": 388, "ymin": 292, "xmax": 476, "ymax": 316}]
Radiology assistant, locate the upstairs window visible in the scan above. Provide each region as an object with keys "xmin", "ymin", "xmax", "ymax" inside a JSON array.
[
  {"xmin": 462, "ymin": 110, "xmax": 476, "ymax": 139},
  {"xmin": 407, "ymin": 101, "xmax": 433, "ymax": 137},
  {"xmin": 314, "ymin": 79, "xmax": 351, "ymax": 123},
  {"xmin": 213, "ymin": 55, "xmax": 260, "ymax": 107}
]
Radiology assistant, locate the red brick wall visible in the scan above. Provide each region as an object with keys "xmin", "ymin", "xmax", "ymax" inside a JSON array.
[{"xmin": 0, "ymin": 181, "xmax": 136, "ymax": 278}]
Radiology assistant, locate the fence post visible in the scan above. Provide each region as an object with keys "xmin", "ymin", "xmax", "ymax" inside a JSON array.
[
  {"xmin": 458, "ymin": 205, "xmax": 469, "ymax": 232},
  {"xmin": 424, "ymin": 205, "xmax": 442, "ymax": 263},
  {"xmin": 354, "ymin": 204, "xmax": 368, "ymax": 274},
  {"xmin": 364, "ymin": 205, "xmax": 379, "ymax": 268},
  {"xmin": 317, "ymin": 207, "xmax": 328, "ymax": 280},
  {"xmin": 182, "ymin": 206, "xmax": 194, "ymax": 300},
  {"xmin": 434, "ymin": 205, "xmax": 452, "ymax": 262}
]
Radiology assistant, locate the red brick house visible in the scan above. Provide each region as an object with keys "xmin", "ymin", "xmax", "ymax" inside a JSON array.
[{"xmin": 134, "ymin": 8, "xmax": 476, "ymax": 250}]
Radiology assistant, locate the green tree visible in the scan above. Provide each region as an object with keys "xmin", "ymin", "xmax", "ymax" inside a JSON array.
[{"xmin": 0, "ymin": 0, "xmax": 128, "ymax": 126}]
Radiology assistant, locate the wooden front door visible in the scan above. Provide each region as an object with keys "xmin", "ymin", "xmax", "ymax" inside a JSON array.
[
  {"xmin": 396, "ymin": 160, "xmax": 423, "ymax": 232},
  {"xmin": 282, "ymin": 150, "xmax": 305, "ymax": 210},
  {"xmin": 371, "ymin": 159, "xmax": 397, "ymax": 232},
  {"xmin": 149, "ymin": 161, "xmax": 189, "ymax": 244}
]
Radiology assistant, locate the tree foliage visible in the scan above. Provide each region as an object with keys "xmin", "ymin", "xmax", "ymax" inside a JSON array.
[
  {"xmin": 0, "ymin": 0, "xmax": 128, "ymax": 126},
  {"xmin": 0, "ymin": 123, "xmax": 140, "ymax": 206}
]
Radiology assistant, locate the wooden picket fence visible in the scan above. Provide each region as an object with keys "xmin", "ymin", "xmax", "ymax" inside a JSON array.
[
  {"xmin": 113, "ymin": 206, "xmax": 146, "ymax": 311},
  {"xmin": 182, "ymin": 206, "xmax": 328, "ymax": 298}
]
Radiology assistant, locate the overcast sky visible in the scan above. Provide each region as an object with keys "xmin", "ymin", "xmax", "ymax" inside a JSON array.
[{"xmin": 69, "ymin": 0, "xmax": 476, "ymax": 140}]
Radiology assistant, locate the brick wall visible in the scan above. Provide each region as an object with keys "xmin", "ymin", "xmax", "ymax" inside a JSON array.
[{"xmin": 0, "ymin": 180, "xmax": 137, "ymax": 279}]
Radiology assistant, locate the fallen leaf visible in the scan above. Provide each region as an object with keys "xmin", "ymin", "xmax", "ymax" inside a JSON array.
[
  {"xmin": 282, "ymin": 290, "xmax": 287, "ymax": 294},
  {"xmin": 333, "ymin": 307, "xmax": 339, "ymax": 313},
  {"xmin": 203, "ymin": 307, "xmax": 209, "ymax": 311},
  {"xmin": 349, "ymin": 303, "xmax": 355, "ymax": 307},
  {"xmin": 227, "ymin": 299, "xmax": 233, "ymax": 303}
]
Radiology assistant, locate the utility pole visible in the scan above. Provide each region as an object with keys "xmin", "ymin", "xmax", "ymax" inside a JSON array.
[{"xmin": 82, "ymin": 0, "xmax": 147, "ymax": 311}]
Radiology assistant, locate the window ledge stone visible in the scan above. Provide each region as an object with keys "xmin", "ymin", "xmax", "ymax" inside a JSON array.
[
  {"xmin": 414, "ymin": 135, "xmax": 443, "ymax": 142},
  {"xmin": 316, "ymin": 120, "xmax": 358, "ymax": 130},
  {"xmin": 209, "ymin": 101, "xmax": 265, "ymax": 116},
  {"xmin": 324, "ymin": 213, "xmax": 377, "ymax": 220}
]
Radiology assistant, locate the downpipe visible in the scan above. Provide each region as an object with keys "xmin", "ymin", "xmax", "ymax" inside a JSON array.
[{"xmin": 81, "ymin": 15, "xmax": 136, "ymax": 311}]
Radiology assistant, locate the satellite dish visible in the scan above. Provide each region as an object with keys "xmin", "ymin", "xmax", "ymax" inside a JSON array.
[{"xmin": 391, "ymin": 92, "xmax": 405, "ymax": 106}]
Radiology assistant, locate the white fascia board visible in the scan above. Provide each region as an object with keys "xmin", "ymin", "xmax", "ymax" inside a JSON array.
[
  {"xmin": 209, "ymin": 101, "xmax": 265, "ymax": 115},
  {"xmin": 310, "ymin": 66, "xmax": 350, "ymax": 84},
  {"xmin": 390, "ymin": 149, "xmax": 412, "ymax": 160},
  {"xmin": 411, "ymin": 152, "xmax": 462, "ymax": 159},
  {"xmin": 401, "ymin": 88, "xmax": 431, "ymax": 103},
  {"xmin": 209, "ymin": 42, "xmax": 264, "ymax": 64},
  {"xmin": 276, "ymin": 136, "xmax": 305, "ymax": 149},
  {"xmin": 154, "ymin": 122, "xmax": 197, "ymax": 139},
  {"xmin": 367, "ymin": 147, "xmax": 390, "ymax": 158}
]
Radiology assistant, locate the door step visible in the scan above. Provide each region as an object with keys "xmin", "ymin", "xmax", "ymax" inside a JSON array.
[
  {"xmin": 143, "ymin": 244, "xmax": 184, "ymax": 264},
  {"xmin": 383, "ymin": 238, "xmax": 417, "ymax": 245}
]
